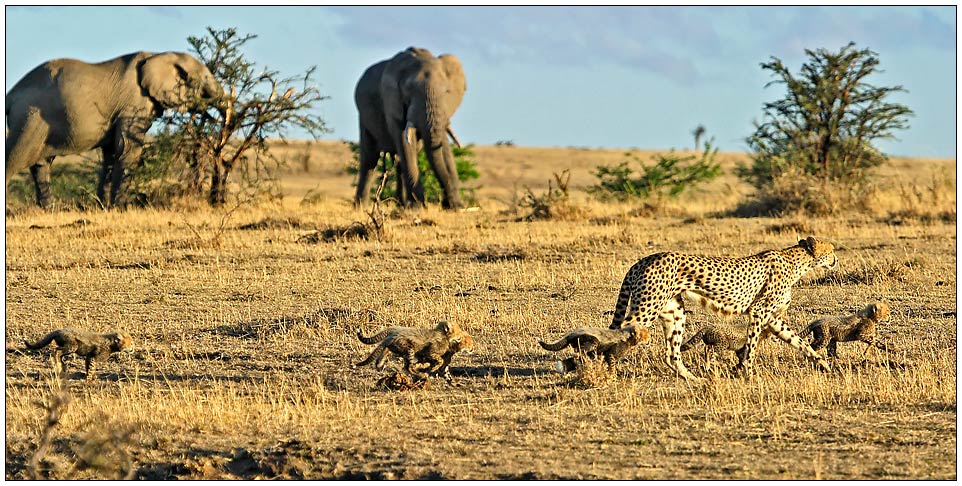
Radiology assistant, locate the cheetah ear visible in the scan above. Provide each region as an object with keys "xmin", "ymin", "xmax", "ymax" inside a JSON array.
[
  {"xmin": 438, "ymin": 321, "xmax": 452, "ymax": 334},
  {"xmin": 798, "ymin": 236, "xmax": 817, "ymax": 256},
  {"xmin": 867, "ymin": 303, "xmax": 879, "ymax": 319}
]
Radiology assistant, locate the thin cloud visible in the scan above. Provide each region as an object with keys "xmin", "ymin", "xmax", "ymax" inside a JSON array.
[
  {"xmin": 327, "ymin": 6, "xmax": 723, "ymax": 84},
  {"xmin": 745, "ymin": 6, "xmax": 954, "ymax": 56},
  {"xmin": 146, "ymin": 6, "xmax": 183, "ymax": 19}
]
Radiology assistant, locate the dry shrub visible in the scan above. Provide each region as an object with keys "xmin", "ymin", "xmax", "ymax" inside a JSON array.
[
  {"xmin": 860, "ymin": 175, "xmax": 956, "ymax": 223},
  {"xmin": 567, "ymin": 358, "xmax": 614, "ymax": 389},
  {"xmin": 71, "ymin": 412, "xmax": 139, "ymax": 480},
  {"xmin": 733, "ymin": 172, "xmax": 862, "ymax": 217},
  {"xmin": 28, "ymin": 376, "xmax": 71, "ymax": 480},
  {"xmin": 816, "ymin": 258, "xmax": 925, "ymax": 286},
  {"xmin": 518, "ymin": 170, "xmax": 589, "ymax": 222},
  {"xmin": 880, "ymin": 209, "xmax": 956, "ymax": 226},
  {"xmin": 766, "ymin": 220, "xmax": 814, "ymax": 235}
]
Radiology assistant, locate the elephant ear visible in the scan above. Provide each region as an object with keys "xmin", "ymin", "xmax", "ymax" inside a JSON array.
[
  {"xmin": 140, "ymin": 52, "xmax": 189, "ymax": 108},
  {"xmin": 438, "ymin": 54, "xmax": 466, "ymax": 111}
]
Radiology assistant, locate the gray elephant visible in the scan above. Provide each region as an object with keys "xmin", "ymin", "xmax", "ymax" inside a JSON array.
[
  {"xmin": 354, "ymin": 47, "xmax": 466, "ymax": 209},
  {"xmin": 5, "ymin": 51, "xmax": 223, "ymax": 208}
]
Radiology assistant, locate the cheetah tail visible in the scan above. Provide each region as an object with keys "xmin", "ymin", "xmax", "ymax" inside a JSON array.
[
  {"xmin": 355, "ymin": 344, "xmax": 385, "ymax": 367},
  {"xmin": 539, "ymin": 337, "xmax": 570, "ymax": 352},
  {"xmin": 680, "ymin": 327, "xmax": 708, "ymax": 352},
  {"xmin": 608, "ymin": 272, "xmax": 634, "ymax": 329},
  {"xmin": 23, "ymin": 331, "xmax": 57, "ymax": 350},
  {"xmin": 356, "ymin": 327, "xmax": 393, "ymax": 345},
  {"xmin": 796, "ymin": 322, "xmax": 815, "ymax": 338}
]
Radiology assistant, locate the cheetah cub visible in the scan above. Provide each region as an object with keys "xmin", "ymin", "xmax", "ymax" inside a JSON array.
[
  {"xmin": 24, "ymin": 328, "xmax": 133, "ymax": 381},
  {"xmin": 799, "ymin": 303, "xmax": 891, "ymax": 358},
  {"xmin": 680, "ymin": 324, "xmax": 773, "ymax": 371},
  {"xmin": 539, "ymin": 325, "xmax": 651, "ymax": 374},
  {"xmin": 355, "ymin": 321, "xmax": 473, "ymax": 380}
]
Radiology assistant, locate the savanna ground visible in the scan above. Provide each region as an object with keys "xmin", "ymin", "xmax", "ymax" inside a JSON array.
[{"xmin": 4, "ymin": 141, "xmax": 957, "ymax": 479}]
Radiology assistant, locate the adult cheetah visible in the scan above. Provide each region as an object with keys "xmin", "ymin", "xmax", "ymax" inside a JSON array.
[{"xmin": 609, "ymin": 237, "xmax": 837, "ymax": 380}]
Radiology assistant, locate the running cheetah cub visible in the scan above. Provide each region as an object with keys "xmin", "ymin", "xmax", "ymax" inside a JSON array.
[
  {"xmin": 539, "ymin": 325, "xmax": 651, "ymax": 374},
  {"xmin": 355, "ymin": 321, "xmax": 473, "ymax": 380},
  {"xmin": 24, "ymin": 328, "xmax": 133, "ymax": 380},
  {"xmin": 680, "ymin": 324, "xmax": 773, "ymax": 371},
  {"xmin": 799, "ymin": 302, "xmax": 891, "ymax": 358}
]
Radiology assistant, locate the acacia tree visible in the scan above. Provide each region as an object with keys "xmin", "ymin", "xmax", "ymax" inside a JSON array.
[
  {"xmin": 741, "ymin": 42, "xmax": 913, "ymax": 194},
  {"xmin": 148, "ymin": 27, "xmax": 328, "ymax": 206}
]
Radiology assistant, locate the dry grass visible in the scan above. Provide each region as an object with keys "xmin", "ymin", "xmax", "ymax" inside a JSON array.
[{"xmin": 4, "ymin": 143, "xmax": 956, "ymax": 479}]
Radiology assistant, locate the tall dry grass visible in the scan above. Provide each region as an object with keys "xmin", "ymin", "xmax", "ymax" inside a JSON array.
[{"xmin": 4, "ymin": 146, "xmax": 956, "ymax": 479}]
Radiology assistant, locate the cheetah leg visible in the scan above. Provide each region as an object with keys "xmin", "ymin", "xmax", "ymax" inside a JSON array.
[
  {"xmin": 766, "ymin": 315, "xmax": 831, "ymax": 371},
  {"xmin": 659, "ymin": 295, "xmax": 700, "ymax": 381},
  {"xmin": 737, "ymin": 308, "xmax": 771, "ymax": 376},
  {"xmin": 826, "ymin": 340, "xmax": 839, "ymax": 359}
]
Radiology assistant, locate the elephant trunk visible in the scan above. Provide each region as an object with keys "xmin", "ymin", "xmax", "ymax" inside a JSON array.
[{"xmin": 400, "ymin": 122, "xmax": 424, "ymax": 206}]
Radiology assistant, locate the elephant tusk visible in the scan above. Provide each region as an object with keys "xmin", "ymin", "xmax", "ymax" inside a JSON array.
[
  {"xmin": 446, "ymin": 126, "xmax": 461, "ymax": 148},
  {"xmin": 404, "ymin": 122, "xmax": 417, "ymax": 149}
]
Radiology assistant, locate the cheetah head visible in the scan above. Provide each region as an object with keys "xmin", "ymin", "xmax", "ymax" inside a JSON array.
[
  {"xmin": 110, "ymin": 332, "xmax": 133, "ymax": 353},
  {"xmin": 858, "ymin": 302, "xmax": 891, "ymax": 322},
  {"xmin": 435, "ymin": 320, "xmax": 460, "ymax": 336},
  {"xmin": 799, "ymin": 236, "xmax": 837, "ymax": 270},
  {"xmin": 625, "ymin": 325, "xmax": 651, "ymax": 346},
  {"xmin": 451, "ymin": 333, "xmax": 474, "ymax": 354}
]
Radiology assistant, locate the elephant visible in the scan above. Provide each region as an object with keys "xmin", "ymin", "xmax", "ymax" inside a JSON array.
[
  {"xmin": 5, "ymin": 51, "xmax": 224, "ymax": 208},
  {"xmin": 354, "ymin": 47, "xmax": 466, "ymax": 209}
]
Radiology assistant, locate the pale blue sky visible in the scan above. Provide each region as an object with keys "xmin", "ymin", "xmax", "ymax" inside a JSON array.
[{"xmin": 5, "ymin": 6, "xmax": 957, "ymax": 158}]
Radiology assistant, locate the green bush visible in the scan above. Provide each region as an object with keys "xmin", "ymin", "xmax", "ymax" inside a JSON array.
[
  {"xmin": 589, "ymin": 142, "xmax": 721, "ymax": 202},
  {"xmin": 6, "ymin": 161, "xmax": 100, "ymax": 210},
  {"xmin": 738, "ymin": 42, "xmax": 913, "ymax": 215},
  {"xmin": 347, "ymin": 142, "xmax": 480, "ymax": 206}
]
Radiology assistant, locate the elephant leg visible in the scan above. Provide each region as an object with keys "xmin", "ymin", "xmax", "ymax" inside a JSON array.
[
  {"xmin": 6, "ymin": 107, "xmax": 50, "ymax": 207},
  {"xmin": 392, "ymin": 154, "xmax": 409, "ymax": 205},
  {"xmin": 437, "ymin": 141, "xmax": 462, "ymax": 208},
  {"xmin": 97, "ymin": 146, "xmax": 114, "ymax": 206},
  {"xmin": 108, "ymin": 121, "xmax": 148, "ymax": 207},
  {"xmin": 29, "ymin": 159, "xmax": 54, "ymax": 209},
  {"xmin": 353, "ymin": 128, "xmax": 379, "ymax": 207}
]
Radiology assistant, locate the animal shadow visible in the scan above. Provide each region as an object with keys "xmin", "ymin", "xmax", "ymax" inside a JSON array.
[
  {"xmin": 449, "ymin": 365, "xmax": 549, "ymax": 378},
  {"xmin": 210, "ymin": 307, "xmax": 378, "ymax": 339}
]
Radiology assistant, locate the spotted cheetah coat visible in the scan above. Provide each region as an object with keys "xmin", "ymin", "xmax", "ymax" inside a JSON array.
[{"xmin": 608, "ymin": 236, "xmax": 837, "ymax": 379}]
